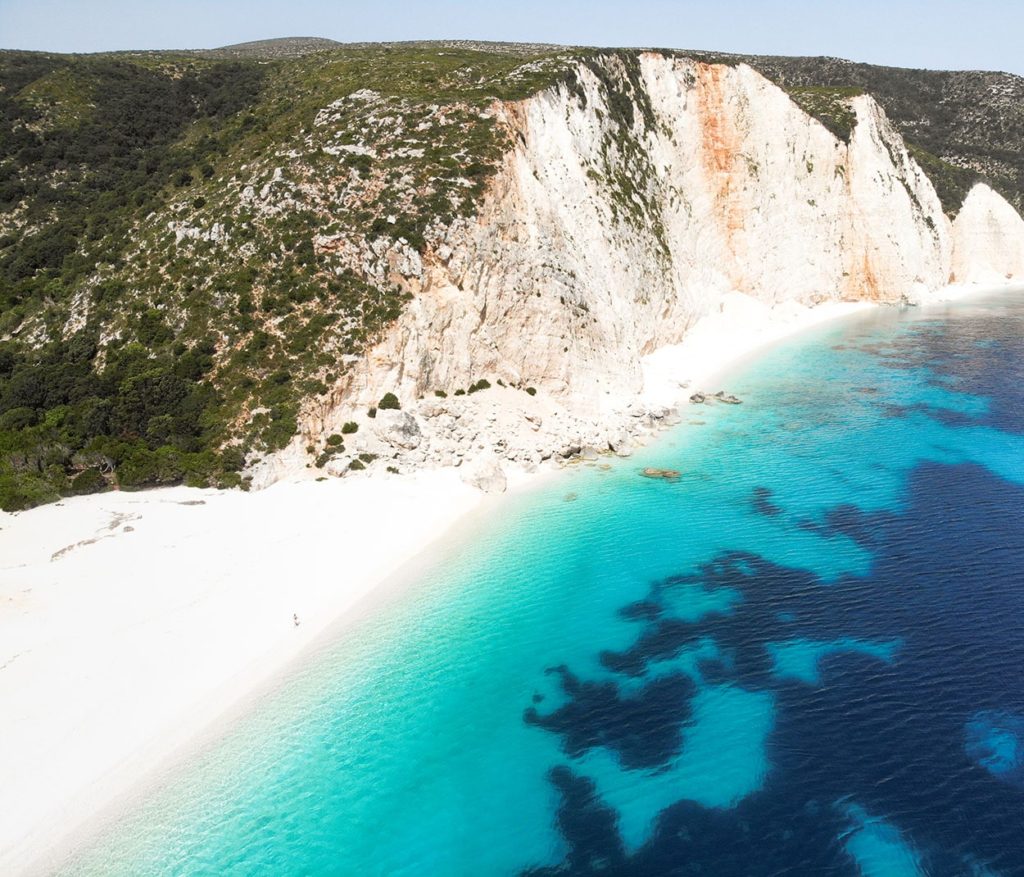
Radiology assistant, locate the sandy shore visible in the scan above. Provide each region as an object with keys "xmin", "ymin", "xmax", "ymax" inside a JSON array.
[{"xmin": 0, "ymin": 287, "xmax": 991, "ymax": 873}]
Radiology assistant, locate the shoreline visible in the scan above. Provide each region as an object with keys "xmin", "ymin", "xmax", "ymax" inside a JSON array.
[{"xmin": 0, "ymin": 283, "xmax": 1007, "ymax": 874}]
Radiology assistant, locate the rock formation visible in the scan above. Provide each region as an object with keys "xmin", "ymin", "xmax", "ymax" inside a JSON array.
[{"xmin": 251, "ymin": 54, "xmax": 1024, "ymax": 488}]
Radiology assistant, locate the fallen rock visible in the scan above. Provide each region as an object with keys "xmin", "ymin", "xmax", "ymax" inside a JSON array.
[
  {"xmin": 714, "ymin": 391, "xmax": 743, "ymax": 405},
  {"xmin": 373, "ymin": 410, "xmax": 422, "ymax": 449},
  {"xmin": 689, "ymin": 392, "xmax": 707, "ymax": 404}
]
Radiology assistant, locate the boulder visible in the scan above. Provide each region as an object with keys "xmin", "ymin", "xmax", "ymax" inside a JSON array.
[{"xmin": 373, "ymin": 410, "xmax": 422, "ymax": 449}]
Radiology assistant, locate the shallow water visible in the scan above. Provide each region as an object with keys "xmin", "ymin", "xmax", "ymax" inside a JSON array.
[{"xmin": 68, "ymin": 293, "xmax": 1024, "ymax": 876}]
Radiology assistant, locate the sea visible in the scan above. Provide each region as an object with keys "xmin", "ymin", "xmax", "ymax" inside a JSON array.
[{"xmin": 66, "ymin": 290, "xmax": 1024, "ymax": 876}]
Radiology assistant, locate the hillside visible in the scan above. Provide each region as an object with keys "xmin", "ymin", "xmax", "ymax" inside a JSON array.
[
  {"xmin": 1, "ymin": 41, "xmax": 1022, "ymax": 510},
  {"xmin": 195, "ymin": 37, "xmax": 345, "ymax": 59}
]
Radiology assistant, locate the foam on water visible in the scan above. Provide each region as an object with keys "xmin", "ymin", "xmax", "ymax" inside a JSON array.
[{"xmin": 65, "ymin": 292, "xmax": 1024, "ymax": 875}]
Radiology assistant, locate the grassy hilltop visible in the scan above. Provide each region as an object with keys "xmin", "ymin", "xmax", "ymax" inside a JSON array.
[{"xmin": 0, "ymin": 38, "xmax": 1021, "ymax": 510}]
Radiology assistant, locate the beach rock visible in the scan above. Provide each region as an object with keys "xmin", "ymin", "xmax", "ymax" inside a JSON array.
[
  {"xmin": 373, "ymin": 410, "xmax": 422, "ymax": 450},
  {"xmin": 715, "ymin": 391, "xmax": 743, "ymax": 404},
  {"xmin": 689, "ymin": 392, "xmax": 707, "ymax": 404},
  {"xmin": 639, "ymin": 467, "xmax": 681, "ymax": 482},
  {"xmin": 460, "ymin": 454, "xmax": 507, "ymax": 493}
]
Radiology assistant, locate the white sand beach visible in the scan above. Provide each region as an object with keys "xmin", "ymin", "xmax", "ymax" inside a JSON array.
[{"xmin": 0, "ymin": 289, "xmax": 980, "ymax": 874}]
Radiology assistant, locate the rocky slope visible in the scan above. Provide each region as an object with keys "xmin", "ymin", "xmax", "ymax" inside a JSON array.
[{"xmin": 2, "ymin": 44, "xmax": 1023, "ymax": 506}]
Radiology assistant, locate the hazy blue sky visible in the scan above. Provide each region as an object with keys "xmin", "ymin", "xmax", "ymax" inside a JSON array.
[{"xmin": 2, "ymin": 0, "xmax": 1022, "ymax": 74}]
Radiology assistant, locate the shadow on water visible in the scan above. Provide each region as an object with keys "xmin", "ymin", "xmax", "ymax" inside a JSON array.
[{"xmin": 523, "ymin": 462, "xmax": 1024, "ymax": 876}]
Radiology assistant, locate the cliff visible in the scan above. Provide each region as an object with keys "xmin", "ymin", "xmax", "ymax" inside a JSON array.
[{"xmin": 274, "ymin": 53, "xmax": 1024, "ymax": 486}]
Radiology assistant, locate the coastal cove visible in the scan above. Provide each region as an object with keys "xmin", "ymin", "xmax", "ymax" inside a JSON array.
[{"xmin": 4, "ymin": 285, "xmax": 1024, "ymax": 875}]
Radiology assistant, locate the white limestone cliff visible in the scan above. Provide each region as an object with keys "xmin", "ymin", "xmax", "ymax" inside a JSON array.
[
  {"xmin": 951, "ymin": 183, "xmax": 1024, "ymax": 284},
  {"xmin": 250, "ymin": 53, "xmax": 1024, "ymax": 488}
]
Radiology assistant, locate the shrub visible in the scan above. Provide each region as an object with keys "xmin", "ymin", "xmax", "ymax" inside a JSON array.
[
  {"xmin": 434, "ymin": 390, "xmax": 447, "ymax": 398},
  {"xmin": 0, "ymin": 406, "xmax": 38, "ymax": 430},
  {"xmin": 326, "ymin": 433, "xmax": 345, "ymax": 446},
  {"xmin": 368, "ymin": 406, "xmax": 377, "ymax": 418},
  {"xmin": 341, "ymin": 421, "xmax": 358, "ymax": 434},
  {"xmin": 358, "ymin": 452, "xmax": 377, "ymax": 463},
  {"xmin": 386, "ymin": 466, "xmax": 399, "ymax": 474},
  {"xmin": 378, "ymin": 392, "xmax": 400, "ymax": 410},
  {"xmin": 349, "ymin": 458, "xmax": 365, "ymax": 471},
  {"xmin": 525, "ymin": 387, "xmax": 537, "ymax": 396},
  {"xmin": 454, "ymin": 388, "xmax": 466, "ymax": 396},
  {"xmin": 67, "ymin": 469, "xmax": 107, "ymax": 495},
  {"xmin": 468, "ymin": 378, "xmax": 491, "ymax": 394}
]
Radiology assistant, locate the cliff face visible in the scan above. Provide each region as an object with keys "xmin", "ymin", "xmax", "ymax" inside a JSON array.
[
  {"xmin": 298, "ymin": 54, "xmax": 1023, "ymax": 462},
  {"xmin": 951, "ymin": 184, "xmax": 1024, "ymax": 284}
]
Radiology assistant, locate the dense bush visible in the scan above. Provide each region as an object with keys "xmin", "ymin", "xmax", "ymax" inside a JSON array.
[
  {"xmin": 0, "ymin": 330, "xmax": 233, "ymax": 510},
  {"xmin": 377, "ymin": 392, "xmax": 400, "ymax": 410}
]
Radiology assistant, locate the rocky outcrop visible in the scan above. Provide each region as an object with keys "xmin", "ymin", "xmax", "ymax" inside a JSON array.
[
  {"xmin": 257, "ymin": 53, "xmax": 1024, "ymax": 489},
  {"xmin": 951, "ymin": 184, "xmax": 1024, "ymax": 284}
]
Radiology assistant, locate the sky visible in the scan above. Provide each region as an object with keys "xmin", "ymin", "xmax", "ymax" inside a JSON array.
[{"xmin": 1, "ymin": 0, "xmax": 1022, "ymax": 75}]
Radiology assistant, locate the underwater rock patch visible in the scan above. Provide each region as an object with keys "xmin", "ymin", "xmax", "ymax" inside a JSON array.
[{"xmin": 965, "ymin": 710, "xmax": 1024, "ymax": 788}]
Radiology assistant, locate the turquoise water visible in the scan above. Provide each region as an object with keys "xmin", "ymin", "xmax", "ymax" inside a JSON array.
[{"xmin": 67, "ymin": 293, "xmax": 1024, "ymax": 875}]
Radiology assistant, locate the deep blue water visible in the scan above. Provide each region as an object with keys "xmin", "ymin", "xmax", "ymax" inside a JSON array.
[{"xmin": 68, "ymin": 293, "xmax": 1024, "ymax": 876}]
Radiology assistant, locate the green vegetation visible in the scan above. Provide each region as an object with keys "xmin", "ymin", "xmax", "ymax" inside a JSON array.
[
  {"xmin": 467, "ymin": 378, "xmax": 491, "ymax": 393},
  {"xmin": 785, "ymin": 86, "xmax": 864, "ymax": 143},
  {"xmin": 377, "ymin": 393, "xmax": 400, "ymax": 410},
  {"xmin": 341, "ymin": 421, "xmax": 359, "ymax": 434},
  {"xmin": 0, "ymin": 330, "xmax": 243, "ymax": 509},
  {"xmin": 906, "ymin": 144, "xmax": 982, "ymax": 217},
  {"xmin": 0, "ymin": 43, "xmax": 573, "ymax": 509}
]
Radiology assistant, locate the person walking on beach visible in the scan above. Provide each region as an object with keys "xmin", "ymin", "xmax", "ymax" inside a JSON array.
[{"xmin": 293, "ymin": 613, "xmax": 300, "ymax": 627}]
